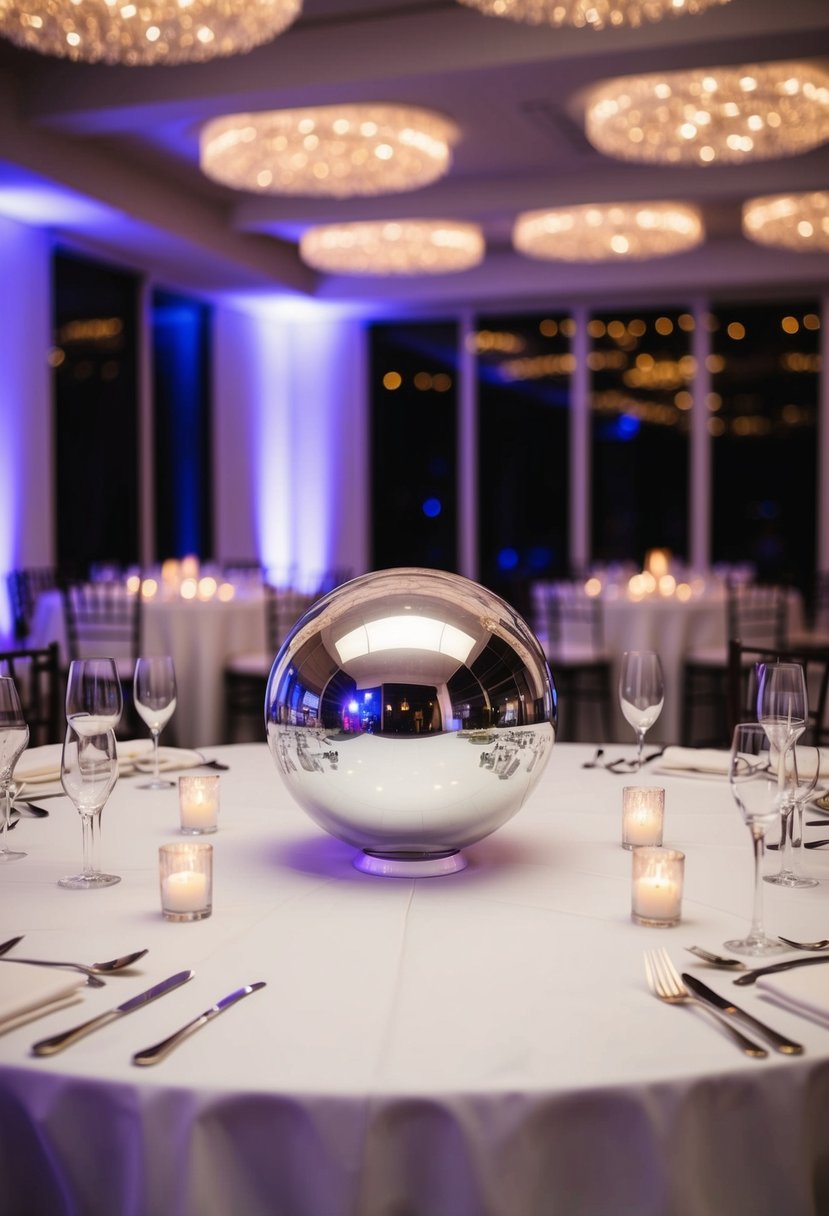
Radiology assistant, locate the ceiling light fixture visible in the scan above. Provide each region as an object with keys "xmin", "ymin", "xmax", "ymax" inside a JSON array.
[
  {"xmin": 0, "ymin": 0, "xmax": 300, "ymax": 64},
  {"xmin": 200, "ymin": 105, "xmax": 458, "ymax": 198},
  {"xmin": 299, "ymin": 220, "xmax": 485, "ymax": 276},
  {"xmin": 513, "ymin": 202, "xmax": 703, "ymax": 261},
  {"xmin": 456, "ymin": 0, "xmax": 730, "ymax": 30},
  {"xmin": 585, "ymin": 61, "xmax": 829, "ymax": 165},
  {"xmin": 742, "ymin": 191, "xmax": 829, "ymax": 252}
]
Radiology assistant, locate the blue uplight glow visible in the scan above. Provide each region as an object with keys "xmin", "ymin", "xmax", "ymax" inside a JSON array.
[
  {"xmin": 422, "ymin": 497, "xmax": 442, "ymax": 518},
  {"xmin": 497, "ymin": 547, "xmax": 520, "ymax": 571}
]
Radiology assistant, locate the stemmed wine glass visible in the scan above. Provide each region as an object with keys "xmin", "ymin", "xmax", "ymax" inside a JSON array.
[
  {"xmin": 133, "ymin": 656, "xmax": 177, "ymax": 790},
  {"xmin": 725, "ymin": 722, "xmax": 787, "ymax": 957},
  {"xmin": 619, "ymin": 651, "xmax": 664, "ymax": 770},
  {"xmin": 65, "ymin": 657, "xmax": 123, "ymax": 737},
  {"xmin": 0, "ymin": 677, "xmax": 29, "ymax": 862},
  {"xmin": 756, "ymin": 662, "xmax": 811, "ymax": 889},
  {"xmin": 59, "ymin": 726, "xmax": 120, "ymax": 888}
]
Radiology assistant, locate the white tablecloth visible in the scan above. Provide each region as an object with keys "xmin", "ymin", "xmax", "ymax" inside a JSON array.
[
  {"xmin": 0, "ymin": 741, "xmax": 827, "ymax": 1216},
  {"xmin": 28, "ymin": 590, "xmax": 268, "ymax": 748}
]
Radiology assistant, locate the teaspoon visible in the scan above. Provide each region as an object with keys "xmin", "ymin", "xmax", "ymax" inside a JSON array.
[
  {"xmin": 685, "ymin": 945, "xmax": 747, "ymax": 970},
  {"xmin": 778, "ymin": 935, "xmax": 829, "ymax": 951},
  {"xmin": 0, "ymin": 941, "xmax": 148, "ymax": 987}
]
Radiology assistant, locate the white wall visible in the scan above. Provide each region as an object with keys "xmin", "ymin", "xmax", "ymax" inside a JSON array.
[
  {"xmin": 0, "ymin": 218, "xmax": 53, "ymax": 637},
  {"xmin": 213, "ymin": 301, "xmax": 368, "ymax": 589}
]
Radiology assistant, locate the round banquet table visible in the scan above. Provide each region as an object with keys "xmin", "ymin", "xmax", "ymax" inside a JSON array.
[
  {"xmin": 0, "ymin": 741, "xmax": 828, "ymax": 1216},
  {"xmin": 27, "ymin": 589, "xmax": 268, "ymax": 748}
]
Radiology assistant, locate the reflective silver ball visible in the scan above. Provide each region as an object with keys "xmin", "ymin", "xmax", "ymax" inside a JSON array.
[{"xmin": 265, "ymin": 568, "xmax": 556, "ymax": 875}]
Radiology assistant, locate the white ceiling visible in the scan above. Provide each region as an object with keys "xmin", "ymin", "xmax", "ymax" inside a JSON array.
[{"xmin": 1, "ymin": 0, "xmax": 829, "ymax": 310}]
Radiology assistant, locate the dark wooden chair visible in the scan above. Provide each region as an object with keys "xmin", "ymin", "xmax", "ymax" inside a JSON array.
[
  {"xmin": 531, "ymin": 581, "xmax": 613, "ymax": 742},
  {"xmin": 224, "ymin": 585, "xmax": 314, "ymax": 742},
  {"xmin": 726, "ymin": 639, "xmax": 829, "ymax": 748},
  {"xmin": 0, "ymin": 642, "xmax": 62, "ymax": 747},
  {"xmin": 62, "ymin": 582, "xmax": 142, "ymax": 735},
  {"xmin": 682, "ymin": 582, "xmax": 788, "ymax": 746},
  {"xmin": 6, "ymin": 567, "xmax": 59, "ymax": 642}
]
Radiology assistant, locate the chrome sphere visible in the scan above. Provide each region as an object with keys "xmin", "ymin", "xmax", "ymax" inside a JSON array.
[{"xmin": 265, "ymin": 568, "xmax": 556, "ymax": 875}]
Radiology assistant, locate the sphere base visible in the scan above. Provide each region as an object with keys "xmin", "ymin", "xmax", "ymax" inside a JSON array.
[{"xmin": 353, "ymin": 848, "xmax": 467, "ymax": 878}]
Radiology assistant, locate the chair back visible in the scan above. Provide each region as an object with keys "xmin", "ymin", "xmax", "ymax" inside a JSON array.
[
  {"xmin": 726, "ymin": 582, "xmax": 787, "ymax": 648},
  {"xmin": 727, "ymin": 639, "xmax": 829, "ymax": 747},
  {"xmin": 6, "ymin": 567, "xmax": 59, "ymax": 641},
  {"xmin": 532, "ymin": 582, "xmax": 606, "ymax": 663},
  {"xmin": 265, "ymin": 587, "xmax": 315, "ymax": 658},
  {"xmin": 813, "ymin": 571, "xmax": 829, "ymax": 634},
  {"xmin": 62, "ymin": 583, "xmax": 141, "ymax": 671},
  {"xmin": 0, "ymin": 642, "xmax": 62, "ymax": 746}
]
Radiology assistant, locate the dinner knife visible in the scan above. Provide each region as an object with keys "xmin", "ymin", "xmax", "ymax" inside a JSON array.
[
  {"xmin": 31, "ymin": 969, "xmax": 194, "ymax": 1056},
  {"xmin": 681, "ymin": 973, "xmax": 803, "ymax": 1054},
  {"xmin": 132, "ymin": 980, "xmax": 267, "ymax": 1066},
  {"xmin": 733, "ymin": 954, "xmax": 829, "ymax": 987}
]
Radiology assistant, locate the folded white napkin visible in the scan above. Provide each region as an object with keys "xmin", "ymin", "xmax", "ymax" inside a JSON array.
[
  {"xmin": 0, "ymin": 963, "xmax": 84, "ymax": 1034},
  {"xmin": 756, "ymin": 966, "xmax": 829, "ymax": 1028},
  {"xmin": 652, "ymin": 746, "xmax": 730, "ymax": 777},
  {"xmin": 13, "ymin": 740, "xmax": 207, "ymax": 796}
]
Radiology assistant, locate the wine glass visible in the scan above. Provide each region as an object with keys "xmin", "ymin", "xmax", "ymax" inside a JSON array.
[
  {"xmin": 59, "ymin": 726, "xmax": 120, "ymax": 888},
  {"xmin": 619, "ymin": 651, "xmax": 664, "ymax": 769},
  {"xmin": 0, "ymin": 677, "xmax": 29, "ymax": 862},
  {"xmin": 65, "ymin": 657, "xmax": 123, "ymax": 737},
  {"xmin": 133, "ymin": 656, "xmax": 177, "ymax": 790},
  {"xmin": 725, "ymin": 722, "xmax": 787, "ymax": 957},
  {"xmin": 757, "ymin": 662, "xmax": 810, "ymax": 889},
  {"xmin": 765, "ymin": 743, "xmax": 820, "ymax": 889}
]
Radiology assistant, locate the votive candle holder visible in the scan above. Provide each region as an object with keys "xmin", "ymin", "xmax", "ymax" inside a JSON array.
[
  {"xmin": 631, "ymin": 846, "xmax": 684, "ymax": 928},
  {"xmin": 622, "ymin": 786, "xmax": 665, "ymax": 850},
  {"xmin": 159, "ymin": 841, "xmax": 213, "ymax": 922},
  {"xmin": 179, "ymin": 774, "xmax": 220, "ymax": 835}
]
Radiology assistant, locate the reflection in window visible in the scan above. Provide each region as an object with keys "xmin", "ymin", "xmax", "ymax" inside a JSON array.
[
  {"xmin": 370, "ymin": 322, "xmax": 457, "ymax": 572},
  {"xmin": 590, "ymin": 309, "xmax": 691, "ymax": 567},
  {"xmin": 710, "ymin": 302, "xmax": 819, "ymax": 590},
  {"xmin": 476, "ymin": 313, "xmax": 571, "ymax": 615}
]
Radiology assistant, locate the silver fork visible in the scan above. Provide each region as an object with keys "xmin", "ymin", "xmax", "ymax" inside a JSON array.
[{"xmin": 644, "ymin": 948, "xmax": 767, "ymax": 1058}]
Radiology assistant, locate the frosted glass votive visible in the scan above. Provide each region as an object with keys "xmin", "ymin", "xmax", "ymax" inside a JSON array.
[
  {"xmin": 179, "ymin": 774, "xmax": 220, "ymax": 835},
  {"xmin": 160, "ymin": 842, "xmax": 213, "ymax": 922},
  {"xmin": 622, "ymin": 786, "xmax": 665, "ymax": 850},
  {"xmin": 631, "ymin": 847, "xmax": 684, "ymax": 928}
]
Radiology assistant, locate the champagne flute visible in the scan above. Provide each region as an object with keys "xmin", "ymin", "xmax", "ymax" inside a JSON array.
[
  {"xmin": 65, "ymin": 657, "xmax": 123, "ymax": 737},
  {"xmin": 765, "ymin": 744, "xmax": 820, "ymax": 889},
  {"xmin": 133, "ymin": 656, "xmax": 177, "ymax": 790},
  {"xmin": 725, "ymin": 722, "xmax": 787, "ymax": 956},
  {"xmin": 0, "ymin": 677, "xmax": 29, "ymax": 862},
  {"xmin": 619, "ymin": 651, "xmax": 664, "ymax": 769},
  {"xmin": 59, "ymin": 726, "xmax": 120, "ymax": 888},
  {"xmin": 757, "ymin": 662, "xmax": 810, "ymax": 889}
]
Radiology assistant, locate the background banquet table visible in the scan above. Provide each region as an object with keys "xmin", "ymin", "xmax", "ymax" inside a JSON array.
[
  {"xmin": 1, "ymin": 741, "xmax": 828, "ymax": 1216},
  {"xmin": 28, "ymin": 589, "xmax": 268, "ymax": 748},
  {"xmin": 599, "ymin": 586, "xmax": 804, "ymax": 742}
]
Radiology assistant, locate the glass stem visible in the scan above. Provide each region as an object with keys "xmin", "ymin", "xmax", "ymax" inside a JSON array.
[
  {"xmin": 81, "ymin": 810, "xmax": 101, "ymax": 878},
  {"xmin": 152, "ymin": 730, "xmax": 161, "ymax": 782},
  {"xmin": 1, "ymin": 785, "xmax": 9, "ymax": 852},
  {"xmin": 636, "ymin": 729, "xmax": 645, "ymax": 769},
  {"xmin": 779, "ymin": 802, "xmax": 795, "ymax": 876},
  {"xmin": 749, "ymin": 824, "xmax": 767, "ymax": 943}
]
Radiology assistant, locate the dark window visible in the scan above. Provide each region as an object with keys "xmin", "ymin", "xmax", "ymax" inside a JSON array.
[
  {"xmin": 590, "ymin": 308, "xmax": 691, "ymax": 565},
  {"xmin": 710, "ymin": 301, "xmax": 819, "ymax": 594},
  {"xmin": 53, "ymin": 250, "xmax": 139, "ymax": 575},
  {"xmin": 370, "ymin": 321, "xmax": 458, "ymax": 572},
  {"xmin": 476, "ymin": 312, "xmax": 571, "ymax": 616},
  {"xmin": 152, "ymin": 290, "xmax": 213, "ymax": 560}
]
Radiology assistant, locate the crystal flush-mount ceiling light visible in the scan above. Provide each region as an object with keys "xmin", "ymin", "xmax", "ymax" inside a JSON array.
[
  {"xmin": 743, "ymin": 192, "xmax": 829, "ymax": 252},
  {"xmin": 200, "ymin": 105, "xmax": 459, "ymax": 198},
  {"xmin": 513, "ymin": 202, "xmax": 704, "ymax": 261},
  {"xmin": 299, "ymin": 220, "xmax": 485, "ymax": 276},
  {"xmin": 0, "ymin": 0, "xmax": 301, "ymax": 64},
  {"xmin": 585, "ymin": 61, "xmax": 829, "ymax": 165},
  {"xmin": 456, "ymin": 0, "xmax": 730, "ymax": 30}
]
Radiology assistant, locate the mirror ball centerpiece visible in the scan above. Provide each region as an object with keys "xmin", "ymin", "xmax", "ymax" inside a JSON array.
[{"xmin": 265, "ymin": 568, "xmax": 557, "ymax": 876}]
